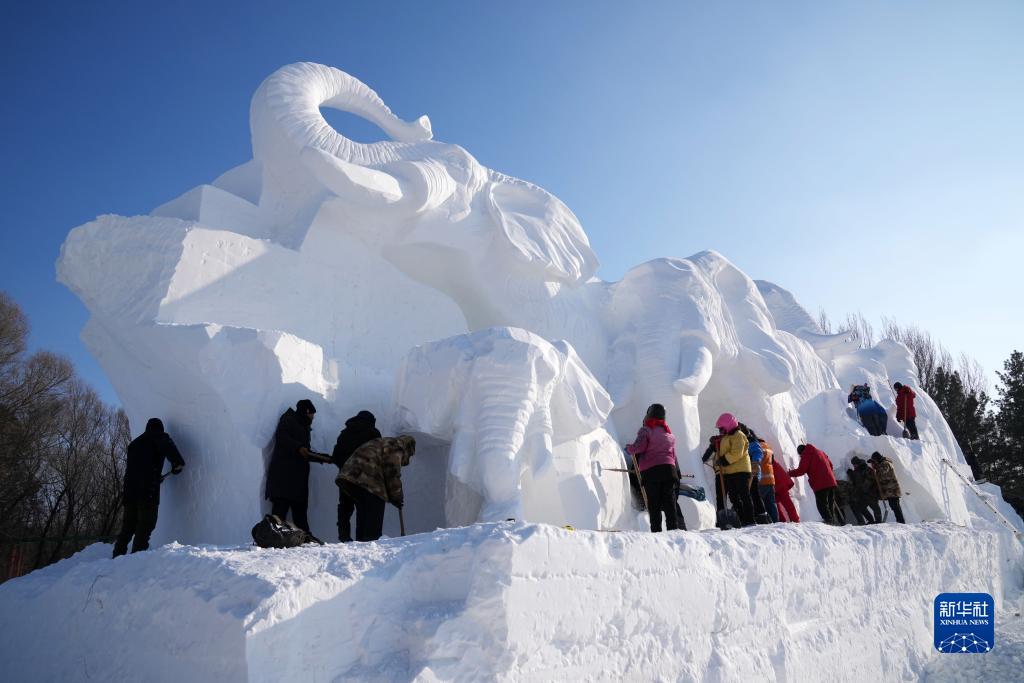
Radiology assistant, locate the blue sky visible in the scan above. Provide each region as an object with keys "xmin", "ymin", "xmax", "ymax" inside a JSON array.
[{"xmin": 1, "ymin": 1, "xmax": 1021, "ymax": 404}]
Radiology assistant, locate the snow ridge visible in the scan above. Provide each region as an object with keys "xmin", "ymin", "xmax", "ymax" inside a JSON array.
[{"xmin": 2, "ymin": 521, "xmax": 1019, "ymax": 681}]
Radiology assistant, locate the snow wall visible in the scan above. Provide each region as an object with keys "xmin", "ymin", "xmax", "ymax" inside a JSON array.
[
  {"xmin": 2, "ymin": 522, "xmax": 1021, "ymax": 681},
  {"xmin": 54, "ymin": 62, "xmax": 1021, "ymax": 543}
]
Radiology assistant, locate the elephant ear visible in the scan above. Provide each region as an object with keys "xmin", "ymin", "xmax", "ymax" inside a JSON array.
[
  {"xmin": 487, "ymin": 177, "xmax": 598, "ymax": 284},
  {"xmin": 549, "ymin": 340, "xmax": 612, "ymax": 442}
]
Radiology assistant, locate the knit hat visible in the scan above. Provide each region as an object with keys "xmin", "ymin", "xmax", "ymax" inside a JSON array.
[
  {"xmin": 145, "ymin": 418, "xmax": 164, "ymax": 434},
  {"xmin": 869, "ymin": 451, "xmax": 884, "ymax": 463},
  {"xmin": 296, "ymin": 399, "xmax": 317, "ymax": 415},
  {"xmin": 797, "ymin": 444, "xmax": 806, "ymax": 455},
  {"xmin": 645, "ymin": 403, "xmax": 666, "ymax": 421},
  {"xmin": 893, "ymin": 382, "xmax": 903, "ymax": 390},
  {"xmin": 347, "ymin": 410, "xmax": 376, "ymax": 427}
]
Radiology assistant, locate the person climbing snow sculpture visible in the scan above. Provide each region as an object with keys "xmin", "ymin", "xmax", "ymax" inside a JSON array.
[
  {"xmin": 788, "ymin": 444, "xmax": 840, "ymax": 525},
  {"xmin": 893, "ymin": 382, "xmax": 919, "ymax": 440},
  {"xmin": 265, "ymin": 399, "xmax": 330, "ymax": 544},
  {"xmin": 715, "ymin": 413, "xmax": 754, "ymax": 526},
  {"xmin": 337, "ymin": 435, "xmax": 416, "ymax": 541},
  {"xmin": 856, "ymin": 396, "xmax": 889, "ymax": 437},
  {"xmin": 848, "ymin": 384, "xmax": 887, "ymax": 436},
  {"xmin": 869, "ymin": 451, "xmax": 906, "ymax": 523},
  {"xmin": 331, "ymin": 410, "xmax": 382, "ymax": 542},
  {"xmin": 625, "ymin": 404, "xmax": 680, "ymax": 532},
  {"xmin": 113, "ymin": 418, "xmax": 185, "ymax": 558}
]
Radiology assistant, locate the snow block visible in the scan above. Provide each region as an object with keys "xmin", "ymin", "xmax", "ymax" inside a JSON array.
[{"xmin": 1, "ymin": 522, "xmax": 1019, "ymax": 682}]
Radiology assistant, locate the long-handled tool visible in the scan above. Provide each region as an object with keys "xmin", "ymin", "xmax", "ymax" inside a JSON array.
[
  {"xmin": 629, "ymin": 451, "xmax": 650, "ymax": 513},
  {"xmin": 594, "ymin": 461, "xmax": 695, "ymax": 478},
  {"xmin": 399, "ymin": 507, "xmax": 406, "ymax": 537}
]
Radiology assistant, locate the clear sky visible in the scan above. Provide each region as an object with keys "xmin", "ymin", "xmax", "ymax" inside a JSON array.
[{"xmin": 1, "ymin": 1, "xmax": 1021, "ymax": 404}]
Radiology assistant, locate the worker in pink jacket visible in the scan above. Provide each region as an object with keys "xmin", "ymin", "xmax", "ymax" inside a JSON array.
[
  {"xmin": 788, "ymin": 444, "xmax": 840, "ymax": 525},
  {"xmin": 626, "ymin": 403, "xmax": 679, "ymax": 532}
]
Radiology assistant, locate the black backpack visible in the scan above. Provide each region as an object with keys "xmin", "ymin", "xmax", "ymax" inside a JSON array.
[{"xmin": 251, "ymin": 514, "xmax": 307, "ymax": 548}]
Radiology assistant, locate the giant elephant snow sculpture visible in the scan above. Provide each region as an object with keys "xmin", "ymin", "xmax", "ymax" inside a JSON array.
[{"xmin": 56, "ymin": 62, "xmax": 1010, "ymax": 543}]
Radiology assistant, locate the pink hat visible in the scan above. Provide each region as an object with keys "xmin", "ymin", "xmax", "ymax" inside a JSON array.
[{"xmin": 716, "ymin": 412, "xmax": 738, "ymax": 432}]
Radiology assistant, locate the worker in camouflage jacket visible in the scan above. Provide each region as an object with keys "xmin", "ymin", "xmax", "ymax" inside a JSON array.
[
  {"xmin": 869, "ymin": 451, "xmax": 906, "ymax": 523},
  {"xmin": 337, "ymin": 435, "xmax": 416, "ymax": 541}
]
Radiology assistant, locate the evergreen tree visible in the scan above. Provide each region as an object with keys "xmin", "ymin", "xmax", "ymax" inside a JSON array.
[
  {"xmin": 931, "ymin": 366, "xmax": 996, "ymax": 479},
  {"xmin": 991, "ymin": 351, "xmax": 1024, "ymax": 515}
]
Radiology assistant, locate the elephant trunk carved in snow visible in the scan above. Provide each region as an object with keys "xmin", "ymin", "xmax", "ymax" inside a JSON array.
[{"xmin": 393, "ymin": 327, "xmax": 618, "ymax": 525}]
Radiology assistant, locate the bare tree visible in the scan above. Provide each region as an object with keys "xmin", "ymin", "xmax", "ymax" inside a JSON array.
[
  {"xmin": 842, "ymin": 312, "xmax": 875, "ymax": 349},
  {"xmin": 880, "ymin": 318, "xmax": 955, "ymax": 394},
  {"xmin": 816, "ymin": 308, "xmax": 833, "ymax": 334},
  {"xmin": 0, "ymin": 292, "xmax": 128, "ymax": 579}
]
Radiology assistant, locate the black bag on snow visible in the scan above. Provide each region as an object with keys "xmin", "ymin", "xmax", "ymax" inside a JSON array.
[{"xmin": 251, "ymin": 514, "xmax": 307, "ymax": 548}]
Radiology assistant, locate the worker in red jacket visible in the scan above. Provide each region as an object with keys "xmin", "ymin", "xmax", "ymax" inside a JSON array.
[
  {"xmin": 893, "ymin": 382, "xmax": 919, "ymax": 440},
  {"xmin": 772, "ymin": 458, "xmax": 800, "ymax": 522},
  {"xmin": 788, "ymin": 444, "xmax": 840, "ymax": 525}
]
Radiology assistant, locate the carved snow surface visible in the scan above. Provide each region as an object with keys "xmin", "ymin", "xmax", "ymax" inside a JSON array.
[
  {"xmin": 57, "ymin": 63, "xmax": 1021, "ymax": 543},
  {"xmin": 394, "ymin": 327, "xmax": 632, "ymax": 529}
]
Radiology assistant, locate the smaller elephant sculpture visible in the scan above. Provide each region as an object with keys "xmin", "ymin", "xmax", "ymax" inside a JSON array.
[{"xmin": 393, "ymin": 327, "xmax": 633, "ymax": 528}]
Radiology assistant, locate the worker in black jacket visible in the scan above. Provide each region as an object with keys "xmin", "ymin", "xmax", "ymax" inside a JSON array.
[
  {"xmin": 112, "ymin": 418, "xmax": 185, "ymax": 557},
  {"xmin": 332, "ymin": 410, "xmax": 381, "ymax": 542},
  {"xmin": 265, "ymin": 399, "xmax": 329, "ymax": 539}
]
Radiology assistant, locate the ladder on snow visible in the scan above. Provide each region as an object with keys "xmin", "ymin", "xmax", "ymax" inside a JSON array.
[{"xmin": 941, "ymin": 458, "xmax": 1024, "ymax": 542}]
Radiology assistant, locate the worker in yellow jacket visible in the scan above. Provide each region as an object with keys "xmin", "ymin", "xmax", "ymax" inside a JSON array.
[{"xmin": 714, "ymin": 413, "xmax": 754, "ymax": 525}]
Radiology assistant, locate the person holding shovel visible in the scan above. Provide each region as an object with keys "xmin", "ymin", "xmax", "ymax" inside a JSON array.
[
  {"xmin": 113, "ymin": 418, "xmax": 185, "ymax": 557},
  {"xmin": 625, "ymin": 403, "xmax": 680, "ymax": 532},
  {"xmin": 337, "ymin": 435, "xmax": 416, "ymax": 541},
  {"xmin": 715, "ymin": 413, "xmax": 754, "ymax": 526}
]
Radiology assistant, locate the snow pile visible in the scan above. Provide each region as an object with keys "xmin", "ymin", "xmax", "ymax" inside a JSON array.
[
  {"xmin": 2, "ymin": 521, "xmax": 1020, "ymax": 681},
  {"xmin": 54, "ymin": 62, "xmax": 1019, "ymax": 543}
]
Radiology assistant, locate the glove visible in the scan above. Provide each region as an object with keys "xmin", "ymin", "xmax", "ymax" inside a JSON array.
[
  {"xmin": 393, "ymin": 500, "xmax": 404, "ymax": 510},
  {"xmin": 172, "ymin": 464, "xmax": 184, "ymax": 475},
  {"xmin": 716, "ymin": 456, "xmax": 728, "ymax": 467}
]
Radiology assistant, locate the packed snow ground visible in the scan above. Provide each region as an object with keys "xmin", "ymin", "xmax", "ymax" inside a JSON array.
[{"xmin": 2, "ymin": 521, "xmax": 1021, "ymax": 682}]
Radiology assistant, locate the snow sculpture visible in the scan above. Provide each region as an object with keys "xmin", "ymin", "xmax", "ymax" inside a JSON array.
[
  {"xmin": 57, "ymin": 62, "xmax": 1011, "ymax": 543},
  {"xmin": 393, "ymin": 327, "xmax": 633, "ymax": 529}
]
